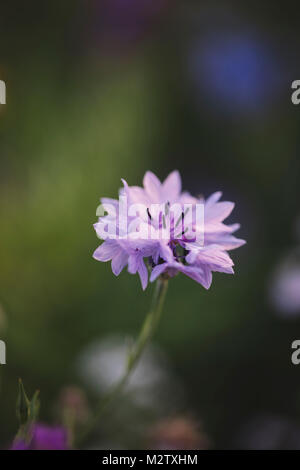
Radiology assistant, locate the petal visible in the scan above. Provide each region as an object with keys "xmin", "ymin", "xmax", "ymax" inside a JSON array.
[
  {"xmin": 111, "ymin": 250, "xmax": 128, "ymax": 276},
  {"xmin": 143, "ymin": 171, "xmax": 163, "ymax": 202},
  {"xmin": 211, "ymin": 265, "xmax": 234, "ymax": 274},
  {"xmin": 159, "ymin": 242, "xmax": 174, "ymax": 263},
  {"xmin": 205, "ymin": 191, "xmax": 222, "ymax": 208},
  {"xmin": 93, "ymin": 240, "xmax": 120, "ymax": 262},
  {"xmin": 122, "ymin": 178, "xmax": 150, "ymax": 206},
  {"xmin": 189, "ymin": 266, "xmax": 212, "ymax": 289},
  {"xmin": 162, "ymin": 170, "xmax": 182, "ymax": 202},
  {"xmin": 203, "ymin": 221, "xmax": 236, "ymax": 234},
  {"xmin": 128, "ymin": 254, "xmax": 139, "ymax": 274},
  {"xmin": 194, "ymin": 245, "xmax": 234, "ymax": 269},
  {"xmin": 179, "ymin": 191, "xmax": 198, "ymax": 205},
  {"xmin": 94, "ymin": 220, "xmax": 117, "ymax": 240},
  {"xmin": 100, "ymin": 197, "xmax": 119, "ymax": 208},
  {"xmin": 227, "ymin": 223, "xmax": 240, "ymax": 232},
  {"xmin": 150, "ymin": 263, "xmax": 168, "ymax": 282},
  {"xmin": 178, "ymin": 264, "xmax": 212, "ymax": 289},
  {"xmin": 201, "ymin": 266, "xmax": 213, "ymax": 289},
  {"xmin": 138, "ymin": 260, "xmax": 148, "ymax": 290},
  {"xmin": 207, "ymin": 233, "xmax": 246, "ymax": 250},
  {"xmin": 205, "ymin": 201, "xmax": 235, "ymax": 223}
]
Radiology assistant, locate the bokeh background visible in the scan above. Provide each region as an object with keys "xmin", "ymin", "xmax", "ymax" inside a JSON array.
[{"xmin": 1, "ymin": 0, "xmax": 300, "ymax": 449}]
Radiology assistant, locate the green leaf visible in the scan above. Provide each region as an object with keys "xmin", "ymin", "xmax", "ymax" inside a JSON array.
[
  {"xmin": 29, "ymin": 390, "xmax": 40, "ymax": 421},
  {"xmin": 16, "ymin": 378, "xmax": 30, "ymax": 425}
]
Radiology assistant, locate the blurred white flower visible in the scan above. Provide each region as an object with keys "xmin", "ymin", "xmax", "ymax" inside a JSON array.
[
  {"xmin": 269, "ymin": 248, "xmax": 300, "ymax": 316},
  {"xmin": 236, "ymin": 414, "xmax": 300, "ymax": 450},
  {"xmin": 77, "ymin": 335, "xmax": 183, "ymax": 410}
]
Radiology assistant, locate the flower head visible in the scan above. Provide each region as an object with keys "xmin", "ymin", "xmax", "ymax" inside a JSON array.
[{"xmin": 93, "ymin": 171, "xmax": 245, "ymax": 290}]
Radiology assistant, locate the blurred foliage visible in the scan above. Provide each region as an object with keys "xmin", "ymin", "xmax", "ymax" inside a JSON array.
[{"xmin": 1, "ymin": 0, "xmax": 300, "ymax": 449}]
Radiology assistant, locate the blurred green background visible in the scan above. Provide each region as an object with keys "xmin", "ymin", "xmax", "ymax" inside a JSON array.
[{"xmin": 1, "ymin": 0, "xmax": 300, "ymax": 449}]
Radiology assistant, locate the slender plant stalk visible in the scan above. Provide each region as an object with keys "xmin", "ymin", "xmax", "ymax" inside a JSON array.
[{"xmin": 76, "ymin": 278, "xmax": 168, "ymax": 447}]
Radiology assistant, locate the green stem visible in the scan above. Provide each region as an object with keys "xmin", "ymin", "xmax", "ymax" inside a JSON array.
[{"xmin": 76, "ymin": 278, "xmax": 168, "ymax": 447}]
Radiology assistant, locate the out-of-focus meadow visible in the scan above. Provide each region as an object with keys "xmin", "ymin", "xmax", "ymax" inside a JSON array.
[{"xmin": 1, "ymin": 0, "xmax": 300, "ymax": 449}]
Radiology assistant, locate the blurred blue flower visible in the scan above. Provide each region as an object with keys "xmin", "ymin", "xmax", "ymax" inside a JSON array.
[{"xmin": 189, "ymin": 33, "xmax": 280, "ymax": 115}]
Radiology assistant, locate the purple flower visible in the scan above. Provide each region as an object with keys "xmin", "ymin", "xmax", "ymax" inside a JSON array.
[
  {"xmin": 93, "ymin": 171, "xmax": 245, "ymax": 290},
  {"xmin": 11, "ymin": 424, "xmax": 68, "ymax": 450}
]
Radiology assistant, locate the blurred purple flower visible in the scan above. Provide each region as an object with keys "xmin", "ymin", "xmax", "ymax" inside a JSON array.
[
  {"xmin": 11, "ymin": 424, "xmax": 68, "ymax": 450},
  {"xmin": 93, "ymin": 170, "xmax": 245, "ymax": 289},
  {"xmin": 92, "ymin": 0, "xmax": 168, "ymax": 45},
  {"xmin": 189, "ymin": 32, "xmax": 280, "ymax": 115}
]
